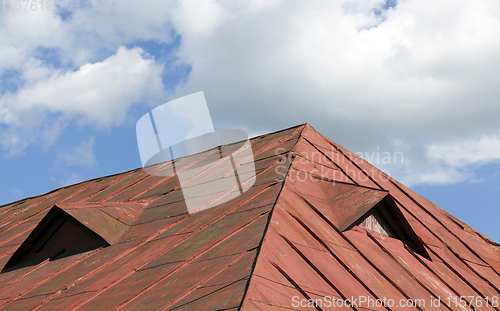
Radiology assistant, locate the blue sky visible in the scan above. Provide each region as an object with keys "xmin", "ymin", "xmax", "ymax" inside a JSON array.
[{"xmin": 1, "ymin": 0, "xmax": 500, "ymax": 242}]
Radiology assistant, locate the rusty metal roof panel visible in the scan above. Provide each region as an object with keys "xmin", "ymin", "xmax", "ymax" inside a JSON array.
[{"xmin": 2, "ymin": 123, "xmax": 500, "ymax": 310}]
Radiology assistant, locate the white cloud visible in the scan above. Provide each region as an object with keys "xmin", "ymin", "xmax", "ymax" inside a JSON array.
[
  {"xmin": 427, "ymin": 135, "xmax": 500, "ymax": 167},
  {"xmin": 171, "ymin": 0, "xmax": 227, "ymax": 39},
  {"xmin": 383, "ymin": 135, "xmax": 500, "ymax": 186},
  {"xmin": 15, "ymin": 46, "xmax": 164, "ymax": 125},
  {"xmin": 0, "ymin": 46, "xmax": 164, "ymax": 154},
  {"xmin": 407, "ymin": 167, "xmax": 469, "ymax": 186},
  {"xmin": 57, "ymin": 137, "xmax": 97, "ymax": 168},
  {"xmin": 60, "ymin": 173, "xmax": 83, "ymax": 187}
]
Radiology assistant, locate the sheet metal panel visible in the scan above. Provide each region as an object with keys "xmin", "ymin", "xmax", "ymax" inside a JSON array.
[
  {"xmin": 75, "ymin": 263, "xmax": 181, "ymax": 310},
  {"xmin": 291, "ymin": 155, "xmax": 352, "ymax": 184},
  {"xmin": 287, "ymin": 172, "xmax": 387, "ymax": 231},
  {"xmin": 168, "ymin": 278, "xmax": 247, "ymax": 311},
  {"xmin": 344, "ymin": 229, "xmax": 443, "ymax": 310},
  {"xmin": 301, "ymin": 123, "xmax": 338, "ymax": 152},
  {"xmin": 167, "ymin": 250, "xmax": 257, "ymax": 311},
  {"xmin": 85, "ymin": 170, "xmax": 146, "ymax": 203},
  {"xmin": 19, "ymin": 241, "xmax": 138, "ymax": 301},
  {"xmin": 52, "ymin": 236, "xmax": 187, "ymax": 303},
  {"xmin": 131, "ymin": 175, "xmax": 180, "ymax": 201},
  {"xmin": 142, "ymin": 206, "xmax": 271, "ymax": 270},
  {"xmin": 35, "ymin": 292, "xmax": 97, "ymax": 311},
  {"xmin": 294, "ymin": 139, "xmax": 343, "ymax": 170},
  {"xmin": 448, "ymin": 225, "xmax": 500, "ymax": 267},
  {"xmin": 121, "ymin": 254, "xmax": 245, "ymax": 310},
  {"xmin": 0, "ymin": 252, "xmax": 90, "ymax": 305},
  {"xmin": 96, "ymin": 203, "xmax": 145, "ymax": 226}
]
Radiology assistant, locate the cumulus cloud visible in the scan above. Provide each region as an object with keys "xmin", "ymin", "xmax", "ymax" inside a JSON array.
[
  {"xmin": 427, "ymin": 135, "xmax": 500, "ymax": 167},
  {"xmin": 15, "ymin": 46, "xmax": 164, "ymax": 125},
  {"xmin": 57, "ymin": 137, "xmax": 97, "ymax": 168},
  {"xmin": 0, "ymin": 46, "xmax": 164, "ymax": 154}
]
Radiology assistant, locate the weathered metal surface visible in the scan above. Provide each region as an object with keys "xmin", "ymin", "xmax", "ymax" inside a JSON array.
[
  {"xmin": 1, "ymin": 123, "xmax": 500, "ymax": 310},
  {"xmin": 241, "ymin": 124, "xmax": 500, "ymax": 310},
  {"xmin": 60, "ymin": 205, "xmax": 129, "ymax": 245},
  {"xmin": 287, "ymin": 169, "xmax": 388, "ymax": 231}
]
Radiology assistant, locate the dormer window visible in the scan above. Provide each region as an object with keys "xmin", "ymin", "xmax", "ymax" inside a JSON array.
[
  {"xmin": 1, "ymin": 206, "xmax": 109, "ymax": 273},
  {"xmin": 348, "ymin": 197, "xmax": 429, "ymax": 258}
]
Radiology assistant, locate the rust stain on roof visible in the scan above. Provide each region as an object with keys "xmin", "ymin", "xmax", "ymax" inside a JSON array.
[{"xmin": 1, "ymin": 123, "xmax": 500, "ymax": 310}]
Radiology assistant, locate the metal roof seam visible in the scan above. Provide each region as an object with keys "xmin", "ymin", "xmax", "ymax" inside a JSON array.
[
  {"xmin": 97, "ymin": 174, "xmax": 155, "ymax": 203},
  {"xmin": 164, "ymin": 275, "xmax": 252, "ymax": 311},
  {"xmin": 0, "ymin": 222, "xmax": 38, "ymax": 250},
  {"xmin": 269, "ymin": 262, "xmax": 323, "ymax": 311},
  {"xmin": 257, "ymin": 267, "xmax": 381, "ymax": 311},
  {"xmin": 94, "ymin": 207, "xmax": 135, "ymax": 228},
  {"xmin": 125, "ymin": 176, "xmax": 174, "ymax": 202},
  {"xmin": 251, "ymin": 274, "xmax": 339, "ymax": 299},
  {"xmin": 0, "ymin": 187, "xmax": 60, "ymax": 211}
]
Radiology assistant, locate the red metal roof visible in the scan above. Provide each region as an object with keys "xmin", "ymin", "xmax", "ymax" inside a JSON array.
[{"xmin": 1, "ymin": 123, "xmax": 500, "ymax": 310}]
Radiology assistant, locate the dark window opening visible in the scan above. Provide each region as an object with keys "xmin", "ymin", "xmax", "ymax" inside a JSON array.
[
  {"xmin": 348, "ymin": 198, "xmax": 430, "ymax": 259},
  {"xmin": 1, "ymin": 207, "xmax": 109, "ymax": 273}
]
